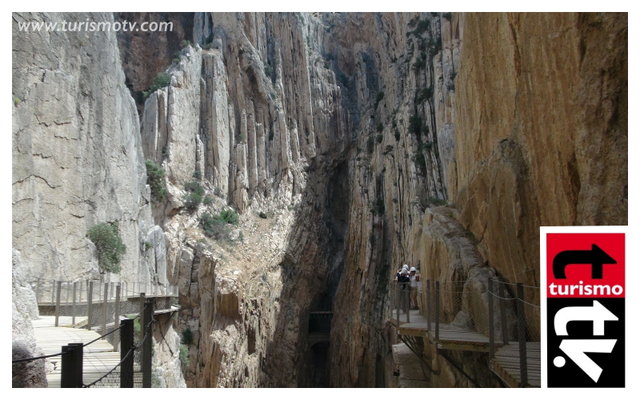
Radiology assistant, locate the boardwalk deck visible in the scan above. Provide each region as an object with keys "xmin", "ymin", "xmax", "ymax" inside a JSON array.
[
  {"xmin": 392, "ymin": 309, "xmax": 500, "ymax": 352},
  {"xmin": 390, "ymin": 309, "xmax": 423, "ymax": 327},
  {"xmin": 491, "ymin": 342, "xmax": 541, "ymax": 387},
  {"xmin": 427, "ymin": 323, "xmax": 502, "ymax": 352},
  {"xmin": 33, "ymin": 316, "xmax": 121, "ymax": 388}
]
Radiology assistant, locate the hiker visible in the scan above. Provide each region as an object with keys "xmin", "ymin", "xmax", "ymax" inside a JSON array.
[
  {"xmin": 409, "ymin": 267, "xmax": 420, "ymax": 309},
  {"xmin": 396, "ymin": 265, "xmax": 411, "ymax": 311},
  {"xmin": 396, "ymin": 265, "xmax": 410, "ymax": 286}
]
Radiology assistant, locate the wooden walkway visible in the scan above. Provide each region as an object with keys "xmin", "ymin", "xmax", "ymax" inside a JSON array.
[
  {"xmin": 392, "ymin": 309, "xmax": 500, "ymax": 352},
  {"xmin": 491, "ymin": 342, "xmax": 541, "ymax": 388},
  {"xmin": 33, "ymin": 316, "xmax": 121, "ymax": 388}
]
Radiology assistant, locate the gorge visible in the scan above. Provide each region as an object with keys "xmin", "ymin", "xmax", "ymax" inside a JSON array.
[{"xmin": 12, "ymin": 11, "xmax": 627, "ymax": 388}]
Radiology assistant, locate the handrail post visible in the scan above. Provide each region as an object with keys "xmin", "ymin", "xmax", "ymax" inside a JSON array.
[
  {"xmin": 36, "ymin": 280, "xmax": 41, "ymax": 304},
  {"xmin": 61, "ymin": 343, "xmax": 83, "ymax": 388},
  {"xmin": 406, "ymin": 287, "xmax": 410, "ymax": 323},
  {"xmin": 120, "ymin": 319, "xmax": 134, "ymax": 388},
  {"xmin": 140, "ymin": 293, "xmax": 146, "ymax": 343},
  {"xmin": 113, "ymin": 285, "xmax": 121, "ymax": 351},
  {"xmin": 102, "ymin": 283, "xmax": 109, "ymax": 335},
  {"xmin": 516, "ymin": 283, "xmax": 528, "ymax": 387},
  {"xmin": 488, "ymin": 278, "xmax": 495, "ymax": 359},
  {"xmin": 426, "ymin": 280, "xmax": 431, "ymax": 331},
  {"xmin": 51, "ymin": 280, "xmax": 55, "ymax": 304},
  {"xmin": 55, "ymin": 281, "xmax": 62, "ymax": 327},
  {"xmin": 499, "ymin": 281, "xmax": 509, "ymax": 345},
  {"xmin": 72, "ymin": 282, "xmax": 77, "ymax": 327},
  {"xmin": 435, "ymin": 281, "xmax": 440, "ymax": 340},
  {"xmin": 87, "ymin": 281, "xmax": 93, "ymax": 330},
  {"xmin": 142, "ymin": 298, "xmax": 154, "ymax": 388},
  {"xmin": 395, "ymin": 284, "xmax": 400, "ymax": 325}
]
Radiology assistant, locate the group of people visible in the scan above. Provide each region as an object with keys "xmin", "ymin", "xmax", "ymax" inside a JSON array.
[{"xmin": 395, "ymin": 264, "xmax": 420, "ymax": 310}]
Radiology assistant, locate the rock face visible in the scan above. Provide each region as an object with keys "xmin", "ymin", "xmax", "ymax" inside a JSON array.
[
  {"xmin": 13, "ymin": 11, "xmax": 627, "ymax": 389},
  {"xmin": 12, "ymin": 12, "xmax": 182, "ymax": 387},
  {"xmin": 452, "ymin": 12, "xmax": 628, "ymax": 285},
  {"xmin": 12, "ymin": 250, "xmax": 47, "ymax": 388},
  {"xmin": 115, "ymin": 12, "xmax": 194, "ymax": 112}
]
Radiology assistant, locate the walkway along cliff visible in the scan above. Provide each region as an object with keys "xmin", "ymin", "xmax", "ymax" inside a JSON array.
[{"xmin": 12, "ymin": 12, "xmax": 627, "ymax": 387}]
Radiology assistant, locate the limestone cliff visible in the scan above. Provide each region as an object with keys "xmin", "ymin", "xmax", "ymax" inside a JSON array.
[
  {"xmin": 12, "ymin": 12, "xmax": 182, "ymax": 387},
  {"xmin": 152, "ymin": 12, "xmax": 625, "ymax": 388},
  {"xmin": 12, "ymin": 11, "xmax": 627, "ymax": 389}
]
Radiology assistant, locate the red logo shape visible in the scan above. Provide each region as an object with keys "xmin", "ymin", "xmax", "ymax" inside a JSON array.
[{"xmin": 547, "ymin": 233, "xmax": 625, "ymax": 298}]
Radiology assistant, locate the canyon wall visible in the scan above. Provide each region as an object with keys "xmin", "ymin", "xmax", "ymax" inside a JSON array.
[
  {"xmin": 12, "ymin": 11, "xmax": 627, "ymax": 388},
  {"xmin": 12, "ymin": 12, "xmax": 182, "ymax": 387}
]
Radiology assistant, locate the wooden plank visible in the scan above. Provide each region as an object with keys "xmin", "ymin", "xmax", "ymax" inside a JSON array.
[
  {"xmin": 491, "ymin": 341, "xmax": 542, "ymax": 388},
  {"xmin": 33, "ymin": 316, "xmax": 124, "ymax": 388}
]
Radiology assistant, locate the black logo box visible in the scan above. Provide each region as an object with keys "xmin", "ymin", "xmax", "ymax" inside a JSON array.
[{"xmin": 547, "ymin": 298, "xmax": 625, "ymax": 388}]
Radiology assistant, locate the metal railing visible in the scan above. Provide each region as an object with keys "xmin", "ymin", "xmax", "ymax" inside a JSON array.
[
  {"xmin": 13, "ymin": 297, "xmax": 157, "ymax": 388},
  {"xmin": 487, "ymin": 278, "xmax": 540, "ymax": 387},
  {"xmin": 390, "ymin": 281, "xmax": 414, "ymax": 324},
  {"xmin": 31, "ymin": 280, "xmax": 178, "ymax": 335},
  {"xmin": 423, "ymin": 279, "xmax": 476, "ymax": 339}
]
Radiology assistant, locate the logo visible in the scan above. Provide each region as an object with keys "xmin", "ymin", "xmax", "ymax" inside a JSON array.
[{"xmin": 546, "ymin": 233, "xmax": 625, "ymax": 387}]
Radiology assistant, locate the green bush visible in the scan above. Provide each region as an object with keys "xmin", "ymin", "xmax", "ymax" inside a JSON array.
[
  {"xmin": 183, "ymin": 181, "xmax": 205, "ymax": 211},
  {"xmin": 412, "ymin": 54, "xmax": 427, "ymax": 71},
  {"xmin": 182, "ymin": 328, "xmax": 193, "ymax": 345},
  {"xmin": 87, "ymin": 223, "xmax": 126, "ymax": 274},
  {"xmin": 338, "ymin": 72, "xmax": 349, "ymax": 87},
  {"xmin": 200, "ymin": 210, "xmax": 238, "ymax": 240},
  {"xmin": 416, "ymin": 87, "xmax": 433, "ymax": 103},
  {"xmin": 179, "ymin": 344, "xmax": 190, "ymax": 368},
  {"xmin": 429, "ymin": 197, "xmax": 447, "ymax": 206},
  {"xmin": 149, "ymin": 72, "xmax": 171, "ymax": 94},
  {"xmin": 376, "ymin": 133, "xmax": 384, "ymax": 144},
  {"xmin": 376, "ymin": 123, "xmax": 384, "ymax": 133},
  {"xmin": 145, "ymin": 160, "xmax": 167, "ymax": 203},
  {"xmin": 409, "ymin": 114, "xmax": 423, "ymax": 135},
  {"xmin": 259, "ymin": 212, "xmax": 268, "ymax": 219},
  {"xmin": 220, "ymin": 209, "xmax": 239, "ymax": 226},
  {"xmin": 414, "ymin": 19, "xmax": 431, "ymax": 35},
  {"xmin": 203, "ymin": 195, "xmax": 213, "ymax": 206},
  {"xmin": 367, "ymin": 136, "xmax": 375, "ymax": 154},
  {"xmin": 200, "ymin": 213, "xmax": 230, "ymax": 240}
]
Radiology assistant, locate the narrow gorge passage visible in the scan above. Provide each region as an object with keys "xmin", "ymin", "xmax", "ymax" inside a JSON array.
[{"xmin": 12, "ymin": 11, "xmax": 627, "ymax": 388}]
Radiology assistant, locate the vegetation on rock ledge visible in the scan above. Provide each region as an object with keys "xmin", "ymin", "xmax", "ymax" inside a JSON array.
[{"xmin": 87, "ymin": 222, "xmax": 126, "ymax": 274}]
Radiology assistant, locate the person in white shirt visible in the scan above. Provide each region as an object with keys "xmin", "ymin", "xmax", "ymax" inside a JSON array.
[{"xmin": 409, "ymin": 267, "xmax": 420, "ymax": 309}]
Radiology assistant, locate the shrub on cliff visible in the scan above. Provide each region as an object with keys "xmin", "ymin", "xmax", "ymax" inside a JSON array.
[
  {"xmin": 200, "ymin": 209, "xmax": 240, "ymax": 242},
  {"xmin": 87, "ymin": 223, "xmax": 126, "ymax": 274},
  {"xmin": 179, "ymin": 344, "xmax": 189, "ymax": 369},
  {"xmin": 183, "ymin": 181, "xmax": 205, "ymax": 211},
  {"xmin": 149, "ymin": 72, "xmax": 171, "ymax": 93},
  {"xmin": 145, "ymin": 160, "xmax": 167, "ymax": 203}
]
